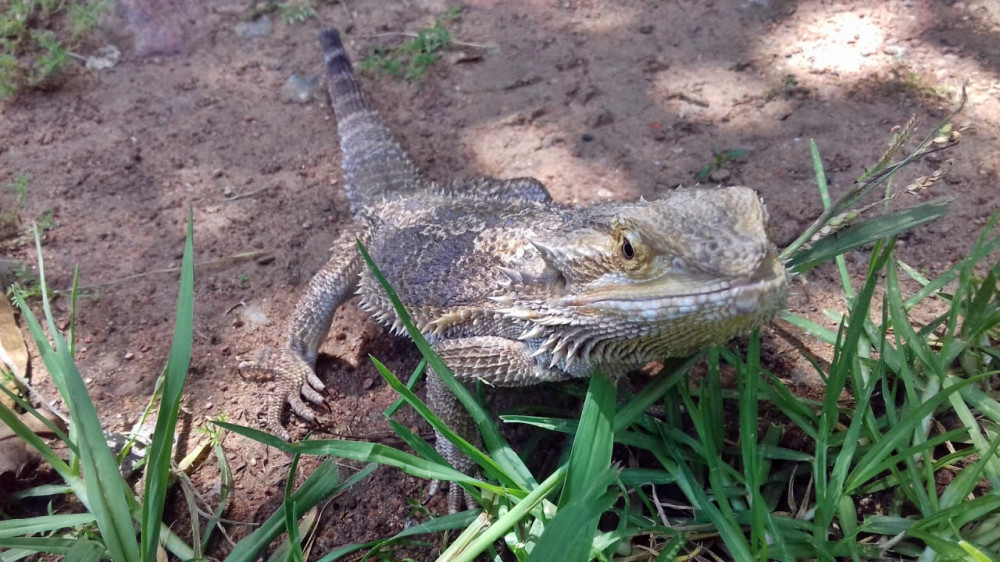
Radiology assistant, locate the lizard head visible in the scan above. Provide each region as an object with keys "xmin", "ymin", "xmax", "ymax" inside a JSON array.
[{"xmin": 521, "ymin": 186, "xmax": 788, "ymax": 359}]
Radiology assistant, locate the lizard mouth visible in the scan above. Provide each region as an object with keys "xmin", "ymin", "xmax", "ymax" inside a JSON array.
[{"xmin": 573, "ymin": 257, "xmax": 789, "ymax": 321}]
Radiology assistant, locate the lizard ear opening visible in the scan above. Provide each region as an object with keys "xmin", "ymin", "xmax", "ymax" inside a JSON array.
[{"xmin": 528, "ymin": 237, "xmax": 574, "ymax": 289}]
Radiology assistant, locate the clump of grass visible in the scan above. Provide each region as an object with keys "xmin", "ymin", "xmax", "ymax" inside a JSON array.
[
  {"xmin": 360, "ymin": 7, "xmax": 462, "ymax": 81},
  {"xmin": 0, "ymin": 0, "xmax": 110, "ymax": 98},
  {"xmin": 0, "ymin": 220, "xmax": 368, "ymax": 560}
]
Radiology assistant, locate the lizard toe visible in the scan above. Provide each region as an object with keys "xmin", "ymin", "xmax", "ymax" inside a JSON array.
[
  {"xmin": 306, "ymin": 371, "xmax": 326, "ymax": 393},
  {"xmin": 301, "ymin": 383, "xmax": 325, "ymax": 405},
  {"xmin": 287, "ymin": 392, "xmax": 319, "ymax": 422}
]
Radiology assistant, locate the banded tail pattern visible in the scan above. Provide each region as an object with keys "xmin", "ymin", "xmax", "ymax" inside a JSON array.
[{"xmin": 319, "ymin": 28, "xmax": 423, "ymax": 211}]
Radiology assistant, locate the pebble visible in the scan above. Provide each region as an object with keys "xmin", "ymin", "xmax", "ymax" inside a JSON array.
[
  {"xmin": 85, "ymin": 45, "xmax": 122, "ymax": 71},
  {"xmin": 581, "ymin": 133, "xmax": 595, "ymax": 142},
  {"xmin": 280, "ymin": 74, "xmax": 321, "ymax": 104},
  {"xmin": 124, "ymin": 351, "xmax": 134, "ymax": 360},
  {"xmin": 883, "ymin": 45, "xmax": 907, "ymax": 58},
  {"xmin": 709, "ymin": 168, "xmax": 731, "ymax": 182},
  {"xmin": 235, "ymin": 15, "xmax": 273, "ymax": 39},
  {"xmin": 239, "ymin": 304, "xmax": 271, "ymax": 327}
]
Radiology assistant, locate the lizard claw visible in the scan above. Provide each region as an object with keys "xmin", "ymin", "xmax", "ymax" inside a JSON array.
[{"xmin": 241, "ymin": 347, "xmax": 327, "ymax": 440}]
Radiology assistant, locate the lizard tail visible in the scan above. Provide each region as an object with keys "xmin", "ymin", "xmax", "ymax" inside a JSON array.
[{"xmin": 319, "ymin": 27, "xmax": 422, "ymax": 212}]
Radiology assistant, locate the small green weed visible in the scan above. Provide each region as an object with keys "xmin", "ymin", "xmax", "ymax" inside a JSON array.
[
  {"xmin": 1, "ymin": 173, "xmax": 30, "ymax": 240},
  {"xmin": 866, "ymin": 62, "xmax": 954, "ymax": 103},
  {"xmin": 765, "ymin": 73, "xmax": 806, "ymax": 101},
  {"xmin": 1, "ymin": 174, "xmax": 58, "ymax": 246},
  {"xmin": 252, "ymin": 0, "xmax": 316, "ymax": 24},
  {"xmin": 35, "ymin": 209, "xmax": 58, "ymax": 234},
  {"xmin": 4, "ymin": 173, "xmax": 31, "ymax": 205},
  {"xmin": 4, "ymin": 261, "xmax": 44, "ymax": 300},
  {"xmin": 696, "ymin": 147, "xmax": 746, "ymax": 181},
  {"xmin": 361, "ymin": 8, "xmax": 462, "ymax": 81},
  {"xmin": 0, "ymin": 0, "xmax": 110, "ymax": 98},
  {"xmin": 277, "ymin": 0, "xmax": 315, "ymax": 24}
]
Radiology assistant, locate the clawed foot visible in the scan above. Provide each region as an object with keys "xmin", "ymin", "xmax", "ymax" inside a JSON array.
[
  {"xmin": 426, "ymin": 478, "xmax": 478, "ymax": 513},
  {"xmin": 238, "ymin": 347, "xmax": 326, "ymax": 440}
]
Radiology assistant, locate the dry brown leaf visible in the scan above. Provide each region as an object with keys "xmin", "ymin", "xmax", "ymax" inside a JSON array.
[
  {"xmin": 0, "ymin": 409, "xmax": 63, "ymax": 479},
  {"xmin": 0, "ymin": 293, "xmax": 29, "ymax": 410}
]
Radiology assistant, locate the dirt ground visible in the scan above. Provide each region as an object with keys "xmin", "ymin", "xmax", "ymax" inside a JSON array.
[{"xmin": 1, "ymin": 0, "xmax": 998, "ymax": 558}]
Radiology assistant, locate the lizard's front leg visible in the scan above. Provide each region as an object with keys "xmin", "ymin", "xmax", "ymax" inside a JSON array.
[
  {"xmin": 427, "ymin": 335, "xmax": 575, "ymax": 512},
  {"xmin": 244, "ymin": 229, "xmax": 365, "ymax": 440}
]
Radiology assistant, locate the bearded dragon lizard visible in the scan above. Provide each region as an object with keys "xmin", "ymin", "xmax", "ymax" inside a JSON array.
[{"xmin": 246, "ymin": 27, "xmax": 790, "ymax": 511}]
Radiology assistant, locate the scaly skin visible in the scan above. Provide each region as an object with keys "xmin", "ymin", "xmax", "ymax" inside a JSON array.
[{"xmin": 247, "ymin": 27, "xmax": 790, "ymax": 511}]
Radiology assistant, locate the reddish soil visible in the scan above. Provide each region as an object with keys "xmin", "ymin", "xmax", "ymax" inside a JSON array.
[{"xmin": 1, "ymin": 0, "xmax": 998, "ymax": 558}]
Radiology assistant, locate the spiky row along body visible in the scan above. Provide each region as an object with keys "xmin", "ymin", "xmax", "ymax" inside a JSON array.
[{"xmin": 252, "ymin": 27, "xmax": 790, "ymax": 511}]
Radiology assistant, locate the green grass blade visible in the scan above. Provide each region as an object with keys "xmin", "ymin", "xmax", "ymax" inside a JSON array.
[
  {"xmin": 216, "ymin": 420, "xmax": 498, "ymax": 492},
  {"xmin": 371, "ymin": 356, "xmax": 510, "ymax": 489},
  {"xmin": 316, "ymin": 511, "xmax": 478, "ymax": 561},
  {"xmin": 780, "ymin": 138, "xmax": 832, "ymax": 258},
  {"xmin": 140, "ymin": 211, "xmax": 195, "ymax": 561},
  {"xmin": 356, "ymin": 240, "xmax": 535, "ymax": 487},
  {"xmin": 15, "ymin": 227, "xmax": 140, "ymax": 561},
  {"xmin": 559, "ymin": 370, "xmax": 615, "ymax": 505},
  {"xmin": 389, "ymin": 418, "xmax": 445, "ymax": 463},
  {"xmin": 201, "ymin": 440, "xmax": 234, "ymax": 552},
  {"xmin": 281, "ymin": 453, "xmax": 306, "ymax": 562},
  {"xmin": 225, "ymin": 460, "xmax": 372, "ymax": 562},
  {"xmin": 615, "ymin": 354, "xmax": 697, "ymax": 430},
  {"xmin": 0, "ymin": 401, "xmax": 75, "ymax": 482},
  {"xmin": 441, "ymin": 465, "xmax": 567, "ymax": 562},
  {"xmin": 0, "ymin": 513, "xmax": 97, "ymax": 537},
  {"xmin": 539, "ymin": 371, "xmax": 616, "ymax": 562},
  {"xmin": 528, "ymin": 468, "xmax": 617, "ymax": 562},
  {"xmin": 814, "ymin": 242, "xmax": 892, "ymax": 536},
  {"xmin": 844, "ymin": 375, "xmax": 985, "ymax": 492},
  {"xmin": 739, "ymin": 331, "xmax": 770, "ymax": 556},
  {"xmin": 0, "ymin": 538, "xmax": 96, "ymax": 557},
  {"xmin": 779, "ymin": 311, "xmax": 838, "ymax": 345},
  {"xmin": 65, "ymin": 539, "xmax": 106, "ymax": 561},
  {"xmin": 788, "ymin": 199, "xmax": 949, "ymax": 273}
]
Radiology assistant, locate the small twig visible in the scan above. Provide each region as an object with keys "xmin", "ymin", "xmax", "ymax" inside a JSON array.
[
  {"xmin": 72, "ymin": 251, "xmax": 269, "ymax": 292},
  {"xmin": 225, "ymin": 293, "xmax": 254, "ymax": 316},
  {"xmin": 361, "ymin": 32, "xmax": 493, "ymax": 50},
  {"xmin": 2, "ymin": 368, "xmax": 70, "ymax": 427},
  {"xmin": 222, "ymin": 185, "xmax": 272, "ymax": 202}
]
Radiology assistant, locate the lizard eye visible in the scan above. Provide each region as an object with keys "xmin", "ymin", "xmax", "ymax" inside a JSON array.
[{"xmin": 620, "ymin": 238, "xmax": 635, "ymax": 260}]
